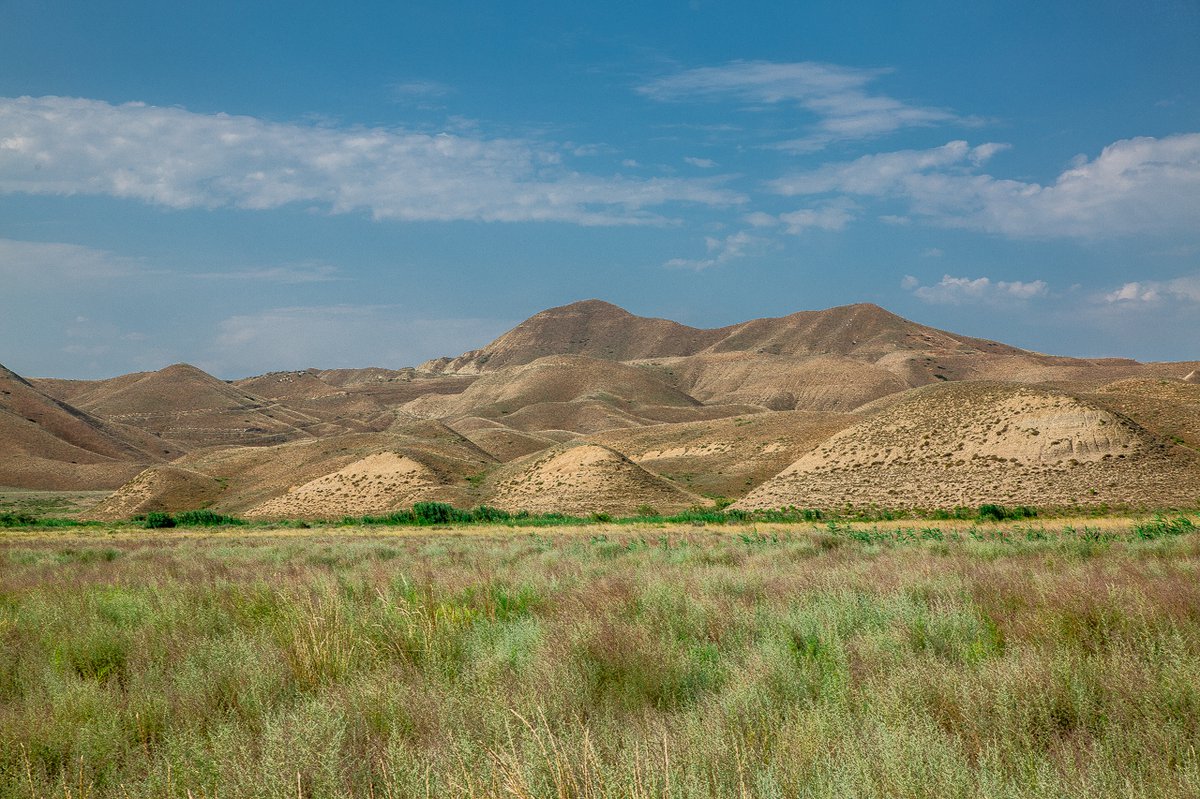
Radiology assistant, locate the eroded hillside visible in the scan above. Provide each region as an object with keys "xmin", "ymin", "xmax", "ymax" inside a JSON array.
[{"xmin": 7, "ymin": 299, "xmax": 1197, "ymax": 516}]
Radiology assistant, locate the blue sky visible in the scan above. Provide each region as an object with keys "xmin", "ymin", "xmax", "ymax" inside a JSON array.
[{"xmin": 2, "ymin": 0, "xmax": 1198, "ymax": 378}]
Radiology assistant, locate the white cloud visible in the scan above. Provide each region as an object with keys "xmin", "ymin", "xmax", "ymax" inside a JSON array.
[
  {"xmin": 206, "ymin": 306, "xmax": 513, "ymax": 377},
  {"xmin": 683, "ymin": 156, "xmax": 717, "ymax": 168},
  {"xmin": 770, "ymin": 140, "xmax": 996, "ymax": 195},
  {"xmin": 0, "ymin": 96, "xmax": 745, "ymax": 226},
  {"xmin": 921, "ymin": 247, "xmax": 944, "ymax": 258},
  {"xmin": 0, "ymin": 237, "xmax": 146, "ymax": 280},
  {"xmin": 743, "ymin": 211, "xmax": 777, "ymax": 228},
  {"xmin": 639, "ymin": 61, "xmax": 965, "ymax": 150},
  {"xmin": 190, "ymin": 263, "xmax": 342, "ymax": 283},
  {"xmin": 771, "ymin": 134, "xmax": 1200, "ymax": 238},
  {"xmin": 905, "ymin": 274, "xmax": 1048, "ymax": 304},
  {"xmin": 1104, "ymin": 276, "xmax": 1200, "ymax": 304},
  {"xmin": 390, "ymin": 79, "xmax": 454, "ymax": 99},
  {"xmin": 777, "ymin": 199, "xmax": 857, "ymax": 233},
  {"xmin": 664, "ymin": 230, "xmax": 767, "ymax": 271}
]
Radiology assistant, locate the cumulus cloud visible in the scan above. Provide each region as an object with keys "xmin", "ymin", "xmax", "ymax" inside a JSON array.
[
  {"xmin": 639, "ymin": 61, "xmax": 965, "ymax": 150},
  {"xmin": 1104, "ymin": 276, "xmax": 1200, "ymax": 304},
  {"xmin": 770, "ymin": 134, "xmax": 1200, "ymax": 238},
  {"xmin": 0, "ymin": 96, "xmax": 744, "ymax": 226},
  {"xmin": 904, "ymin": 274, "xmax": 1049, "ymax": 304}
]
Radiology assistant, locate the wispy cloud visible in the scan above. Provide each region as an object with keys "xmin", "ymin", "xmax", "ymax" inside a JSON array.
[
  {"xmin": 0, "ymin": 96, "xmax": 745, "ymax": 226},
  {"xmin": 390, "ymin": 79, "xmax": 454, "ymax": 99},
  {"xmin": 664, "ymin": 230, "xmax": 768, "ymax": 270},
  {"xmin": 0, "ymin": 237, "xmax": 146, "ymax": 280},
  {"xmin": 190, "ymin": 263, "xmax": 343, "ymax": 283},
  {"xmin": 639, "ymin": 60, "xmax": 966, "ymax": 150},
  {"xmin": 735, "ymin": 199, "xmax": 857, "ymax": 235},
  {"xmin": 683, "ymin": 156, "xmax": 717, "ymax": 168},
  {"xmin": 903, "ymin": 274, "xmax": 1048, "ymax": 304},
  {"xmin": 771, "ymin": 134, "xmax": 1200, "ymax": 238}
]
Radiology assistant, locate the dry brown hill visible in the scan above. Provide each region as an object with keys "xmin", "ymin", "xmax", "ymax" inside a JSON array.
[
  {"xmin": 421, "ymin": 300, "xmax": 724, "ymax": 374},
  {"xmin": 1, "ymin": 363, "xmax": 179, "ymax": 489},
  {"xmin": 1088, "ymin": 378, "xmax": 1200, "ymax": 450},
  {"xmin": 584, "ymin": 409, "xmax": 857, "ymax": 500},
  {"xmin": 23, "ymin": 300, "xmax": 1200, "ymax": 516},
  {"xmin": 89, "ymin": 424, "xmax": 497, "ymax": 520},
  {"xmin": 736, "ymin": 382, "xmax": 1200, "ymax": 512},
  {"xmin": 400, "ymin": 355, "xmax": 746, "ymax": 433},
  {"xmin": 236, "ymin": 368, "xmax": 478, "ymax": 416},
  {"xmin": 487, "ymin": 443, "xmax": 707, "ymax": 516},
  {"xmin": 38, "ymin": 363, "xmax": 335, "ymax": 448},
  {"xmin": 648, "ymin": 352, "xmax": 910, "ymax": 412},
  {"xmin": 704, "ymin": 302, "xmax": 1023, "ymax": 360}
]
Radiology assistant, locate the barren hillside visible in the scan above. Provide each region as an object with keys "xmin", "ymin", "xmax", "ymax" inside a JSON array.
[
  {"xmin": 736, "ymin": 382, "xmax": 1200, "ymax": 511},
  {"xmin": 10, "ymin": 299, "xmax": 1199, "ymax": 514}
]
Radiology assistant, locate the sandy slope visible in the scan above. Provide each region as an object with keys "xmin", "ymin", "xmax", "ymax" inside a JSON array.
[
  {"xmin": 487, "ymin": 444, "xmax": 706, "ymax": 516},
  {"xmin": 736, "ymin": 382, "xmax": 1200, "ymax": 511}
]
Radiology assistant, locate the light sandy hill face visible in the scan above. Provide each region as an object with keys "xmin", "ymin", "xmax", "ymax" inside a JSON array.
[
  {"xmin": 736, "ymin": 382, "xmax": 1200, "ymax": 511},
  {"xmin": 422, "ymin": 300, "xmax": 727, "ymax": 374},
  {"xmin": 1088, "ymin": 378, "xmax": 1200, "ymax": 450},
  {"xmin": 649, "ymin": 352, "xmax": 911, "ymax": 412},
  {"xmin": 585, "ymin": 409, "xmax": 857, "ymax": 500},
  {"xmin": 245, "ymin": 452, "xmax": 462, "ymax": 518},
  {"xmin": 89, "ymin": 466, "xmax": 225, "ymax": 519},
  {"xmin": 489, "ymin": 444, "xmax": 707, "ymax": 516},
  {"xmin": 91, "ymin": 427, "xmax": 499, "ymax": 520},
  {"xmin": 57, "ymin": 363, "xmax": 333, "ymax": 448}
]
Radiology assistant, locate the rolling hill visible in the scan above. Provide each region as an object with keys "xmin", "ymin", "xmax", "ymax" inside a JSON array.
[{"xmin": 7, "ymin": 298, "xmax": 1198, "ymax": 516}]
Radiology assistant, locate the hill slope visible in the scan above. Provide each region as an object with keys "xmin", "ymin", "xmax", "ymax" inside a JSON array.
[
  {"xmin": 0, "ymin": 363, "xmax": 177, "ymax": 489},
  {"xmin": 736, "ymin": 382, "xmax": 1200, "ymax": 511},
  {"xmin": 487, "ymin": 443, "xmax": 707, "ymax": 516}
]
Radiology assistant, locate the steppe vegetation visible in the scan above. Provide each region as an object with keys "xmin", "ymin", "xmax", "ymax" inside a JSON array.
[{"xmin": 2, "ymin": 517, "xmax": 1199, "ymax": 797}]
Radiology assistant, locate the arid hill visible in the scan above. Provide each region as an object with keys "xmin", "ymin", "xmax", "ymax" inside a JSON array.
[
  {"xmin": 7, "ymin": 299, "xmax": 1199, "ymax": 515},
  {"xmin": 486, "ymin": 443, "xmax": 706, "ymax": 516},
  {"xmin": 35, "ymin": 364, "xmax": 336, "ymax": 448},
  {"xmin": 736, "ymin": 382, "xmax": 1200, "ymax": 511},
  {"xmin": 420, "ymin": 300, "xmax": 725, "ymax": 374},
  {"xmin": 0, "ymin": 363, "xmax": 177, "ymax": 490}
]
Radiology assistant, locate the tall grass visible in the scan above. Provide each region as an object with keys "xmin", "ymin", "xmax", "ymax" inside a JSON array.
[{"xmin": 1, "ymin": 527, "xmax": 1198, "ymax": 797}]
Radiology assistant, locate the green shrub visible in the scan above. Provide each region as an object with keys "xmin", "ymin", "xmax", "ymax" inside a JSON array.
[
  {"xmin": 174, "ymin": 509, "xmax": 244, "ymax": 526},
  {"xmin": 412, "ymin": 502, "xmax": 456, "ymax": 524},
  {"xmin": 469, "ymin": 505, "xmax": 511, "ymax": 523},
  {"xmin": 143, "ymin": 512, "xmax": 175, "ymax": 529}
]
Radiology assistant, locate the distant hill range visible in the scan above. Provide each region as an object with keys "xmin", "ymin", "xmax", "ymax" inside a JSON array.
[{"xmin": 5, "ymin": 300, "xmax": 1198, "ymax": 515}]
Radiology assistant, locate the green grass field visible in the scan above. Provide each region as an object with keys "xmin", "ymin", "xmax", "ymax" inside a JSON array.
[{"xmin": 1, "ymin": 520, "xmax": 1199, "ymax": 797}]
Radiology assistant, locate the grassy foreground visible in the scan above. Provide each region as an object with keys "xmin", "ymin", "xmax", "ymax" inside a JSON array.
[{"xmin": 1, "ymin": 522, "xmax": 1199, "ymax": 798}]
